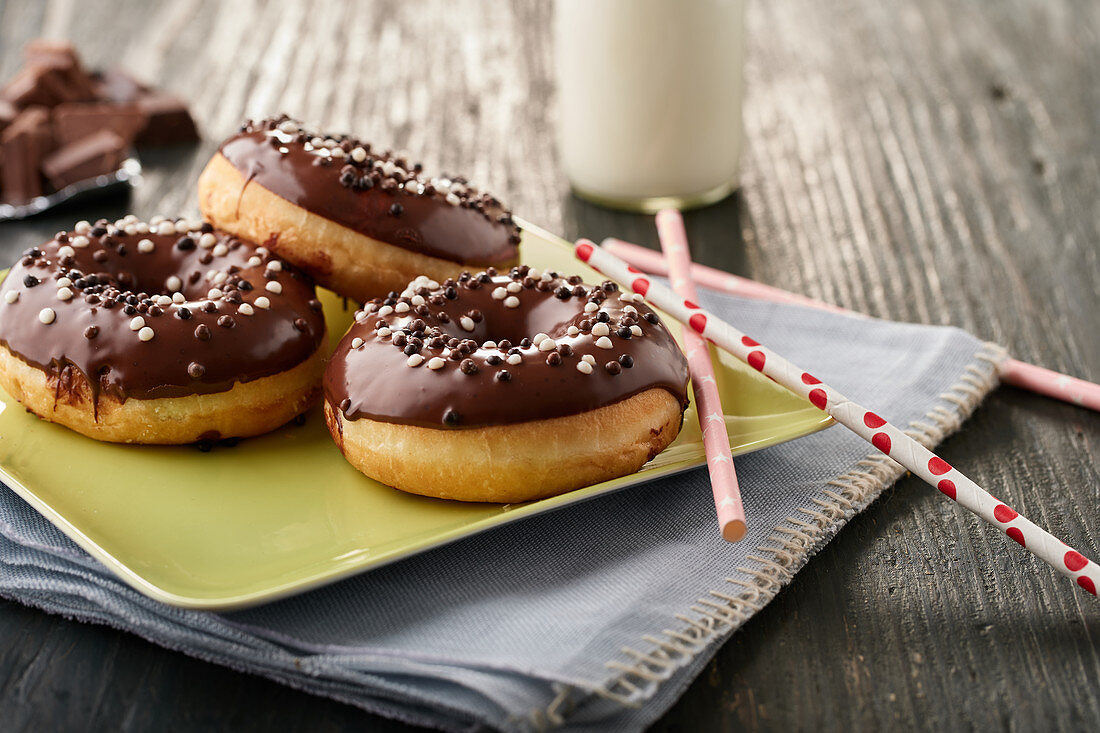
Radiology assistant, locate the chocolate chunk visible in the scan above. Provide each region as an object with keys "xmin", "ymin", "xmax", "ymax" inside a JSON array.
[
  {"xmin": 92, "ymin": 68, "xmax": 148, "ymax": 104},
  {"xmin": 0, "ymin": 107, "xmax": 51, "ymax": 204},
  {"xmin": 41, "ymin": 129, "xmax": 126, "ymax": 190},
  {"xmin": 133, "ymin": 92, "xmax": 199, "ymax": 146},
  {"xmin": 53, "ymin": 102, "xmax": 146, "ymax": 146}
]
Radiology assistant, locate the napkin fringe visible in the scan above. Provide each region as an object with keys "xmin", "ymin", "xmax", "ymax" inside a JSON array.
[{"xmin": 529, "ymin": 342, "xmax": 1006, "ymax": 726}]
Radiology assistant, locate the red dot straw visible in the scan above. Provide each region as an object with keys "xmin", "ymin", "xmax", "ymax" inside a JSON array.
[
  {"xmin": 575, "ymin": 238, "xmax": 1100, "ymax": 598},
  {"xmin": 601, "ymin": 237, "xmax": 1100, "ymax": 413},
  {"xmin": 656, "ymin": 209, "xmax": 746, "ymax": 542}
]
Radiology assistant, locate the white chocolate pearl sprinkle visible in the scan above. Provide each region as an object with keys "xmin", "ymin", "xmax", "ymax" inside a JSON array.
[
  {"xmin": 124, "ymin": 224, "xmax": 138, "ymax": 236},
  {"xmin": 278, "ymin": 120, "xmax": 298, "ymax": 134},
  {"xmin": 482, "ymin": 340, "xmax": 497, "ymax": 349},
  {"xmin": 492, "ymin": 287, "xmax": 508, "ymax": 300},
  {"xmin": 584, "ymin": 302, "xmax": 599, "ymax": 314},
  {"xmin": 538, "ymin": 338, "xmax": 557, "ymax": 352},
  {"xmin": 150, "ymin": 215, "xmax": 166, "ymax": 224},
  {"xmin": 207, "ymin": 288, "xmax": 223, "ymax": 299},
  {"xmin": 57, "ymin": 245, "xmax": 75, "ymax": 259},
  {"xmin": 411, "ymin": 294, "xmax": 425, "ymax": 307},
  {"xmin": 156, "ymin": 295, "xmax": 172, "ymax": 306},
  {"xmin": 138, "ymin": 326, "xmax": 155, "ymax": 342},
  {"xmin": 527, "ymin": 269, "xmax": 540, "ymax": 279},
  {"xmin": 4, "ymin": 291, "xmax": 18, "ymax": 304},
  {"xmin": 129, "ymin": 316, "xmax": 145, "ymax": 331},
  {"xmin": 238, "ymin": 303, "xmax": 254, "ymax": 316},
  {"xmin": 137, "ymin": 239, "xmax": 155, "ymax": 253},
  {"xmin": 407, "ymin": 353, "xmax": 424, "ymax": 367},
  {"xmin": 166, "ymin": 275, "xmax": 182, "ymax": 292},
  {"xmin": 156, "ymin": 221, "xmax": 175, "ymax": 236},
  {"xmin": 267, "ymin": 260, "xmax": 282, "ymax": 271},
  {"xmin": 254, "ymin": 296, "xmax": 271, "ymax": 309},
  {"xmin": 377, "ymin": 305, "xmax": 393, "ymax": 316},
  {"xmin": 592, "ymin": 322, "xmax": 610, "ymax": 337},
  {"xmin": 256, "ymin": 247, "xmax": 269, "ymax": 256},
  {"xmin": 630, "ymin": 325, "xmax": 643, "ymax": 337},
  {"xmin": 174, "ymin": 220, "xmax": 190, "ymax": 234},
  {"xmin": 205, "ymin": 270, "xmax": 217, "ymax": 281},
  {"xmin": 540, "ymin": 272, "xmax": 553, "ymax": 282},
  {"xmin": 504, "ymin": 296, "xmax": 520, "ymax": 309},
  {"xmin": 395, "ymin": 302, "xmax": 410, "ymax": 314},
  {"xmin": 582, "ymin": 354, "xmax": 596, "ymax": 365},
  {"xmin": 460, "ymin": 316, "xmax": 475, "ymax": 331},
  {"xmin": 351, "ymin": 147, "xmax": 367, "ymax": 162},
  {"xmin": 354, "ymin": 310, "xmax": 368, "ymax": 322},
  {"xmin": 533, "ymin": 332, "xmax": 549, "ymax": 345},
  {"xmin": 427, "ymin": 357, "xmax": 446, "ymax": 370},
  {"xmin": 624, "ymin": 305, "xmax": 638, "ymax": 315},
  {"xmin": 576, "ymin": 361, "xmax": 593, "ymax": 374},
  {"xmin": 247, "ymin": 256, "xmax": 263, "ymax": 267},
  {"xmin": 135, "ymin": 222, "xmax": 149, "ymax": 234},
  {"xmin": 199, "ymin": 233, "xmax": 217, "ymax": 249},
  {"xmin": 595, "ymin": 336, "xmax": 613, "ymax": 349},
  {"xmin": 506, "ymin": 281, "xmax": 522, "ymax": 293},
  {"xmin": 351, "ymin": 337, "xmax": 364, "ymax": 349},
  {"xmin": 445, "ymin": 193, "xmax": 460, "ymax": 206},
  {"xmin": 56, "ymin": 287, "xmax": 73, "ymax": 301},
  {"xmin": 212, "ymin": 243, "xmax": 228, "ymax": 257},
  {"xmin": 39, "ymin": 307, "xmax": 55, "ymax": 324},
  {"xmin": 377, "ymin": 327, "xmax": 392, "ymax": 338},
  {"xmin": 265, "ymin": 281, "xmax": 283, "ymax": 294},
  {"xmin": 506, "ymin": 353, "xmax": 523, "ymax": 365},
  {"xmin": 330, "ymin": 147, "xmax": 345, "ymax": 158},
  {"xmin": 441, "ymin": 348, "xmax": 452, "ymax": 358},
  {"xmin": 567, "ymin": 325, "xmax": 580, "ymax": 337},
  {"xmin": 57, "ymin": 277, "xmax": 72, "ymax": 288},
  {"xmin": 73, "ymin": 220, "xmax": 91, "ymax": 234},
  {"xmin": 69, "ymin": 235, "xmax": 89, "ymax": 248},
  {"xmin": 214, "ymin": 271, "xmax": 228, "ymax": 284},
  {"xmin": 172, "ymin": 292, "xmax": 186, "ymax": 304}
]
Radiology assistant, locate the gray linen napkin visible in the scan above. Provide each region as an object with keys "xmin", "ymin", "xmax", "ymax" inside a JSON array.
[{"xmin": 0, "ymin": 287, "xmax": 1004, "ymax": 732}]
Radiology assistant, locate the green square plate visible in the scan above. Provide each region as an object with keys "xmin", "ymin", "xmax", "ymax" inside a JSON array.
[{"xmin": 0, "ymin": 221, "xmax": 832, "ymax": 610}]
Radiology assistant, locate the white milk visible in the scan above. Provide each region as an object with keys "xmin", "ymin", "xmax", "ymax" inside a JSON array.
[{"xmin": 554, "ymin": 0, "xmax": 745, "ymax": 211}]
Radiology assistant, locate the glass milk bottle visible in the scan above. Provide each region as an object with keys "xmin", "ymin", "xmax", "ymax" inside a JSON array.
[{"xmin": 554, "ymin": 0, "xmax": 745, "ymax": 212}]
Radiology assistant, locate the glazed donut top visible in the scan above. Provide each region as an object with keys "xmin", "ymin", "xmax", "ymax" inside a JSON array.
[
  {"xmin": 0, "ymin": 215, "xmax": 326, "ymax": 402},
  {"xmin": 325, "ymin": 266, "xmax": 690, "ymax": 428},
  {"xmin": 218, "ymin": 115, "xmax": 522, "ymax": 265}
]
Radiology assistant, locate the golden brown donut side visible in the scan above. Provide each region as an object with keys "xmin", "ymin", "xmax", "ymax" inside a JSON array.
[
  {"xmin": 0, "ymin": 340, "xmax": 326, "ymax": 444},
  {"xmin": 324, "ymin": 388, "xmax": 683, "ymax": 503},
  {"xmin": 198, "ymin": 153, "xmax": 519, "ymax": 302}
]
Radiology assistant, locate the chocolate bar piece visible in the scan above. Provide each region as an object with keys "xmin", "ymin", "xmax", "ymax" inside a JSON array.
[
  {"xmin": 93, "ymin": 68, "xmax": 148, "ymax": 104},
  {"xmin": 0, "ymin": 100, "xmax": 16, "ymax": 134},
  {"xmin": 41, "ymin": 128, "xmax": 126, "ymax": 190},
  {"xmin": 133, "ymin": 92, "xmax": 199, "ymax": 146},
  {"xmin": 53, "ymin": 102, "xmax": 146, "ymax": 146},
  {"xmin": 1, "ymin": 106, "xmax": 52, "ymax": 204}
]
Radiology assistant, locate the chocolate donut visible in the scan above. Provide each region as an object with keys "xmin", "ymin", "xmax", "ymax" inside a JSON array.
[
  {"xmin": 324, "ymin": 265, "xmax": 690, "ymax": 502},
  {"xmin": 0, "ymin": 215, "xmax": 327, "ymax": 443},
  {"xmin": 197, "ymin": 115, "xmax": 521, "ymax": 302}
]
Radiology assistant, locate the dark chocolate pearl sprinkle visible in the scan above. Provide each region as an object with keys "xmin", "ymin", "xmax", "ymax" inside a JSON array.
[
  {"xmin": 194, "ymin": 324, "xmax": 212, "ymax": 341},
  {"xmin": 149, "ymin": 305, "xmax": 164, "ymax": 317},
  {"xmin": 177, "ymin": 307, "xmax": 192, "ymax": 320},
  {"xmin": 618, "ymin": 354, "xmax": 634, "ymax": 368},
  {"xmin": 23, "ymin": 275, "xmax": 38, "ymax": 287},
  {"xmin": 83, "ymin": 326, "xmax": 98, "ymax": 339},
  {"xmin": 498, "ymin": 339, "xmax": 512, "ymax": 351},
  {"xmin": 545, "ymin": 352, "xmax": 562, "ymax": 366},
  {"xmin": 605, "ymin": 361, "xmax": 622, "ymax": 375},
  {"xmin": 240, "ymin": 280, "xmax": 253, "ymax": 291},
  {"xmin": 486, "ymin": 354, "xmax": 502, "ymax": 366},
  {"xmin": 294, "ymin": 318, "xmax": 308, "ymax": 331},
  {"xmin": 218, "ymin": 315, "xmax": 235, "ymax": 328},
  {"xmin": 176, "ymin": 237, "xmax": 195, "ymax": 251},
  {"xmin": 225, "ymin": 291, "xmax": 242, "ymax": 304},
  {"xmin": 617, "ymin": 327, "xmax": 632, "ymax": 339},
  {"xmin": 519, "ymin": 338, "xmax": 532, "ymax": 348},
  {"xmin": 555, "ymin": 286, "xmax": 571, "ymax": 299},
  {"xmin": 84, "ymin": 294, "xmax": 100, "ymax": 305},
  {"xmin": 568, "ymin": 275, "xmax": 583, "ymax": 285},
  {"xmin": 123, "ymin": 304, "xmax": 137, "ymax": 315},
  {"xmin": 644, "ymin": 312, "xmax": 659, "ymax": 324},
  {"xmin": 557, "ymin": 343, "xmax": 573, "ymax": 357},
  {"xmin": 596, "ymin": 311, "xmax": 610, "ymax": 323},
  {"xmin": 340, "ymin": 398, "xmax": 352, "ymax": 412},
  {"xmin": 200, "ymin": 222, "xmax": 214, "ymax": 233},
  {"xmin": 90, "ymin": 226, "xmax": 107, "ymax": 237},
  {"xmin": 444, "ymin": 286, "xmax": 457, "ymax": 300},
  {"xmin": 199, "ymin": 252, "xmax": 214, "ymax": 265},
  {"xmin": 468, "ymin": 309, "xmax": 483, "ymax": 323},
  {"xmin": 389, "ymin": 203, "xmax": 403, "ymax": 217},
  {"xmin": 495, "ymin": 370, "xmax": 512, "ymax": 382},
  {"xmin": 187, "ymin": 362, "xmax": 206, "ymax": 379},
  {"xmin": 93, "ymin": 250, "xmax": 109, "ymax": 263},
  {"xmin": 393, "ymin": 333, "xmax": 408, "ymax": 347},
  {"xmin": 443, "ymin": 409, "xmax": 460, "ymax": 426},
  {"xmin": 579, "ymin": 320, "xmax": 593, "ymax": 333},
  {"xmin": 202, "ymin": 301, "xmax": 217, "ymax": 313},
  {"xmin": 460, "ymin": 358, "xmax": 478, "ymax": 375},
  {"xmin": 449, "ymin": 351, "xmax": 463, "ymax": 361},
  {"xmin": 536, "ymin": 280, "xmax": 551, "ymax": 292},
  {"xmin": 403, "ymin": 344, "xmax": 420, "ymax": 356}
]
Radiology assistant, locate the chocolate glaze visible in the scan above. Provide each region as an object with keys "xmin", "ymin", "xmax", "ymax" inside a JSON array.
[
  {"xmin": 217, "ymin": 116, "xmax": 521, "ymax": 265},
  {"xmin": 324, "ymin": 266, "xmax": 689, "ymax": 428},
  {"xmin": 0, "ymin": 216, "xmax": 325, "ymax": 406}
]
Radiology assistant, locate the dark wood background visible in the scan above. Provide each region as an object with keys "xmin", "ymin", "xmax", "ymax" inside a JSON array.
[{"xmin": 1, "ymin": 0, "xmax": 1097, "ymax": 730}]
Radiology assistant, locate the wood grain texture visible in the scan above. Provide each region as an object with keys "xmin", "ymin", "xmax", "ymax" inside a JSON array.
[{"xmin": 0, "ymin": 0, "xmax": 1097, "ymax": 731}]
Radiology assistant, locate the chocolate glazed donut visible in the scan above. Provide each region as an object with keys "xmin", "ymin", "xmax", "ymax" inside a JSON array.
[
  {"xmin": 324, "ymin": 265, "xmax": 690, "ymax": 502},
  {"xmin": 197, "ymin": 115, "xmax": 521, "ymax": 302},
  {"xmin": 0, "ymin": 215, "xmax": 327, "ymax": 444}
]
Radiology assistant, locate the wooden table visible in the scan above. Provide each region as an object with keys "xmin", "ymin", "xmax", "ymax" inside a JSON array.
[{"xmin": 1, "ymin": 1, "xmax": 1097, "ymax": 730}]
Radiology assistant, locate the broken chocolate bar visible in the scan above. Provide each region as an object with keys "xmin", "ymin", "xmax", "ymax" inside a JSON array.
[
  {"xmin": 1, "ymin": 107, "xmax": 52, "ymax": 204},
  {"xmin": 133, "ymin": 92, "xmax": 199, "ymax": 146},
  {"xmin": 53, "ymin": 102, "xmax": 146, "ymax": 146},
  {"xmin": 41, "ymin": 128, "xmax": 126, "ymax": 190}
]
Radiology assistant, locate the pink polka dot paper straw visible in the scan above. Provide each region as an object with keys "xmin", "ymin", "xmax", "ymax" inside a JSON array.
[
  {"xmin": 603, "ymin": 237, "xmax": 1100, "ymax": 414},
  {"xmin": 656, "ymin": 209, "xmax": 746, "ymax": 542},
  {"xmin": 575, "ymin": 238, "xmax": 1100, "ymax": 598}
]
